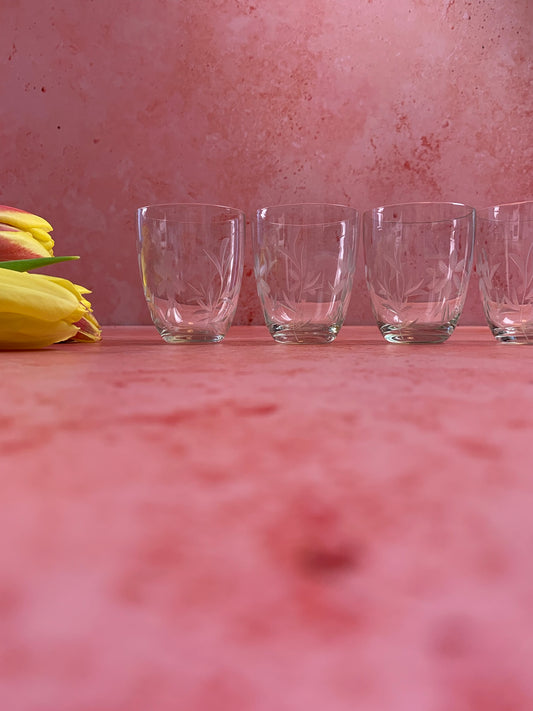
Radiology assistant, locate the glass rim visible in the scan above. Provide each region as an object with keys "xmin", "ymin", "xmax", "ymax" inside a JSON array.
[
  {"xmin": 477, "ymin": 200, "xmax": 533, "ymax": 222},
  {"xmin": 138, "ymin": 202, "xmax": 245, "ymax": 221},
  {"xmin": 257, "ymin": 202, "xmax": 358, "ymax": 227},
  {"xmin": 364, "ymin": 201, "xmax": 475, "ymax": 224}
]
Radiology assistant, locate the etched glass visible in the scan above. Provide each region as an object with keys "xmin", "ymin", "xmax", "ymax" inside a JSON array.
[
  {"xmin": 477, "ymin": 201, "xmax": 533, "ymax": 343},
  {"xmin": 363, "ymin": 202, "xmax": 475, "ymax": 343},
  {"xmin": 137, "ymin": 203, "xmax": 244, "ymax": 343},
  {"xmin": 254, "ymin": 203, "xmax": 358, "ymax": 343}
]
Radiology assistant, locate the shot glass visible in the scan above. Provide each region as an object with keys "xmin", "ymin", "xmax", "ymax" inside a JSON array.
[
  {"xmin": 363, "ymin": 202, "xmax": 475, "ymax": 343},
  {"xmin": 137, "ymin": 203, "xmax": 245, "ymax": 343},
  {"xmin": 253, "ymin": 203, "xmax": 358, "ymax": 343},
  {"xmin": 477, "ymin": 200, "xmax": 533, "ymax": 343}
]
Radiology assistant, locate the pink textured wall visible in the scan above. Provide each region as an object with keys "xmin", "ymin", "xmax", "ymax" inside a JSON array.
[{"xmin": 1, "ymin": 0, "xmax": 531, "ymax": 325}]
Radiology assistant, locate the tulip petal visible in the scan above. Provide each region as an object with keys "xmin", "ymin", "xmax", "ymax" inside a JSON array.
[
  {"xmin": 0, "ymin": 205, "xmax": 53, "ymax": 233},
  {"xmin": 0, "ymin": 314, "xmax": 78, "ymax": 348},
  {"xmin": 0, "ymin": 269, "xmax": 83, "ymax": 322},
  {"xmin": 43, "ymin": 276, "xmax": 102, "ymax": 342},
  {"xmin": 28, "ymin": 227, "xmax": 54, "ymax": 253},
  {"xmin": 0, "ymin": 268, "xmax": 101, "ymax": 349},
  {"xmin": 0, "ymin": 227, "xmax": 52, "ymax": 261},
  {"xmin": 70, "ymin": 311, "xmax": 102, "ymax": 342}
]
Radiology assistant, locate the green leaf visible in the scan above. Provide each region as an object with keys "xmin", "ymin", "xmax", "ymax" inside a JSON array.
[{"xmin": 0, "ymin": 256, "xmax": 80, "ymax": 272}]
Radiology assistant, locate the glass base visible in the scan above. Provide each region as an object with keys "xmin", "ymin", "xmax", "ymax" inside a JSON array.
[
  {"xmin": 159, "ymin": 328, "xmax": 224, "ymax": 344},
  {"xmin": 268, "ymin": 323, "xmax": 339, "ymax": 344},
  {"xmin": 490, "ymin": 325, "xmax": 533, "ymax": 344},
  {"xmin": 379, "ymin": 322, "xmax": 456, "ymax": 344}
]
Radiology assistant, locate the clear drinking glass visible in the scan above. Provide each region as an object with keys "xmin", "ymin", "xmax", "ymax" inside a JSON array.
[
  {"xmin": 254, "ymin": 203, "xmax": 358, "ymax": 343},
  {"xmin": 363, "ymin": 202, "xmax": 475, "ymax": 343},
  {"xmin": 477, "ymin": 201, "xmax": 533, "ymax": 343},
  {"xmin": 137, "ymin": 203, "xmax": 245, "ymax": 343}
]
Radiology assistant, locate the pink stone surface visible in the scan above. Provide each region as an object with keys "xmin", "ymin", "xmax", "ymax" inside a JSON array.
[
  {"xmin": 1, "ymin": 325, "xmax": 533, "ymax": 709},
  {"xmin": 1, "ymin": 0, "xmax": 531, "ymax": 326}
]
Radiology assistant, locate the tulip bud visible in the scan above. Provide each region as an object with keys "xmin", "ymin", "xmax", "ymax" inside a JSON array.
[
  {"xmin": 42, "ymin": 276, "xmax": 102, "ymax": 343},
  {"xmin": 0, "ymin": 205, "xmax": 54, "ymax": 260},
  {"xmin": 0, "ymin": 268, "xmax": 101, "ymax": 349}
]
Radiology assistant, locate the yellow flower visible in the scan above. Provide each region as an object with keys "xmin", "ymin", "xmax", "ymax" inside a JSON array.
[
  {"xmin": 0, "ymin": 205, "xmax": 55, "ymax": 260},
  {"xmin": 43, "ymin": 275, "xmax": 102, "ymax": 343},
  {"xmin": 0, "ymin": 269, "xmax": 101, "ymax": 349}
]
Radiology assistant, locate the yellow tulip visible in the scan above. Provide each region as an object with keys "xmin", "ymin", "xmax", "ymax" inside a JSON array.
[
  {"xmin": 43, "ymin": 275, "xmax": 102, "ymax": 343},
  {"xmin": 0, "ymin": 205, "xmax": 55, "ymax": 260},
  {"xmin": 0, "ymin": 268, "xmax": 101, "ymax": 349}
]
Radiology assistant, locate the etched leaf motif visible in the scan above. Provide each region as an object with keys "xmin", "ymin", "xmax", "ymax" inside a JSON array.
[
  {"xmin": 276, "ymin": 229, "xmax": 325, "ymax": 299},
  {"xmin": 182, "ymin": 237, "xmax": 236, "ymax": 321},
  {"xmin": 509, "ymin": 241, "xmax": 533, "ymax": 302},
  {"xmin": 255, "ymin": 244, "xmax": 274, "ymax": 299},
  {"xmin": 267, "ymin": 230, "xmax": 325, "ymax": 325},
  {"xmin": 478, "ymin": 247, "xmax": 501, "ymax": 301},
  {"xmin": 257, "ymin": 225, "xmax": 352, "ymax": 329},
  {"xmin": 371, "ymin": 243, "xmax": 427, "ymax": 303},
  {"xmin": 367, "ymin": 228, "xmax": 471, "ymax": 327},
  {"xmin": 481, "ymin": 239, "xmax": 533, "ymax": 310},
  {"xmin": 430, "ymin": 250, "xmax": 466, "ymax": 299}
]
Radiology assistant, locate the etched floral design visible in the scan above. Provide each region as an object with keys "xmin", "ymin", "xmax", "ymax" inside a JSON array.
[
  {"xmin": 478, "ymin": 236, "xmax": 533, "ymax": 331},
  {"xmin": 184, "ymin": 237, "xmax": 237, "ymax": 322},
  {"xmin": 480, "ymin": 242, "xmax": 533, "ymax": 305},
  {"xmin": 366, "ymin": 224, "xmax": 472, "ymax": 327},
  {"xmin": 142, "ymin": 223, "xmax": 241, "ymax": 334},
  {"xmin": 256, "ymin": 225, "xmax": 353, "ymax": 328}
]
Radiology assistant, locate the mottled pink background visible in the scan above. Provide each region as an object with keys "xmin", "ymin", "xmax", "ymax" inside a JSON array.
[{"xmin": 1, "ymin": 0, "xmax": 531, "ymax": 325}]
